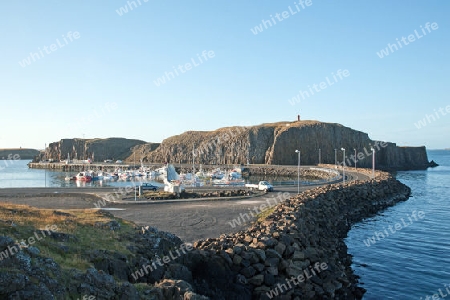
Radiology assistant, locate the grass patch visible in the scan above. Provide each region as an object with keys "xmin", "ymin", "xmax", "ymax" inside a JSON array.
[
  {"xmin": 0, "ymin": 202, "xmax": 135, "ymax": 271},
  {"xmin": 255, "ymin": 206, "xmax": 277, "ymax": 223},
  {"xmin": 141, "ymin": 191, "xmax": 176, "ymax": 199},
  {"xmin": 134, "ymin": 283, "xmax": 151, "ymax": 292}
]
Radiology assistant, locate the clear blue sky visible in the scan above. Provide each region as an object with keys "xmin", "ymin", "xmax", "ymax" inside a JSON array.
[{"xmin": 1, "ymin": 1, "xmax": 449, "ymax": 149}]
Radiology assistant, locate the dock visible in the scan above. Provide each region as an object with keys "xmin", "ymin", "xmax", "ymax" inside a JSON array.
[{"xmin": 27, "ymin": 162, "xmax": 160, "ymax": 172}]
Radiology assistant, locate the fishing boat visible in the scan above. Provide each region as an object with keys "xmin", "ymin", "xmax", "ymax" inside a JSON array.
[
  {"xmin": 209, "ymin": 168, "xmax": 224, "ymax": 179},
  {"xmin": 228, "ymin": 169, "xmax": 242, "ymax": 180},
  {"xmin": 75, "ymin": 171, "xmax": 92, "ymax": 182},
  {"xmin": 102, "ymin": 172, "xmax": 117, "ymax": 180}
]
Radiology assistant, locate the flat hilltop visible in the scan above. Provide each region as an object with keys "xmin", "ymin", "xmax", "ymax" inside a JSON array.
[
  {"xmin": 0, "ymin": 148, "xmax": 39, "ymax": 160},
  {"xmin": 33, "ymin": 120, "xmax": 435, "ymax": 171}
]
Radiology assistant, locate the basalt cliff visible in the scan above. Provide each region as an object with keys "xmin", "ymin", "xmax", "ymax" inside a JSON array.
[
  {"xmin": 36, "ymin": 121, "xmax": 435, "ymax": 171},
  {"xmin": 128, "ymin": 121, "xmax": 434, "ymax": 171},
  {"xmin": 34, "ymin": 138, "xmax": 155, "ymax": 163}
]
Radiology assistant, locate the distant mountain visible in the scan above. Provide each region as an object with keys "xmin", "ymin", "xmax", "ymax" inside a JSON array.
[{"xmin": 0, "ymin": 148, "xmax": 40, "ymax": 160}]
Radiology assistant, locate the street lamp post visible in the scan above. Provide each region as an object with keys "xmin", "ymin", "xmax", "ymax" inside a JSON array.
[
  {"xmin": 295, "ymin": 149, "xmax": 300, "ymax": 194},
  {"xmin": 354, "ymin": 148, "xmax": 357, "ymax": 170},
  {"xmin": 334, "ymin": 149, "xmax": 337, "ymax": 168},
  {"xmin": 318, "ymin": 148, "xmax": 321, "ymax": 165},
  {"xmin": 341, "ymin": 148, "xmax": 345, "ymax": 184},
  {"xmin": 192, "ymin": 145, "xmax": 195, "ymax": 175},
  {"xmin": 44, "ymin": 143, "xmax": 47, "ymax": 187},
  {"xmin": 371, "ymin": 147, "xmax": 375, "ymax": 178}
]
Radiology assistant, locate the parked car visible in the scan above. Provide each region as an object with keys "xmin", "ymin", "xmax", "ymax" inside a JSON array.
[
  {"xmin": 115, "ymin": 160, "xmax": 123, "ymax": 164},
  {"xmin": 245, "ymin": 181, "xmax": 274, "ymax": 192},
  {"xmin": 136, "ymin": 183, "xmax": 159, "ymax": 191}
]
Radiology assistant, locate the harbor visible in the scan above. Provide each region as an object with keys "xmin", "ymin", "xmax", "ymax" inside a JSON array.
[{"xmin": 25, "ymin": 161, "xmax": 340, "ymax": 188}]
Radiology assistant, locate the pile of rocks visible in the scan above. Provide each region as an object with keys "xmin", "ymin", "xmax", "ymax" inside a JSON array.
[
  {"xmin": 141, "ymin": 189, "xmax": 256, "ymax": 200},
  {"xmin": 245, "ymin": 166, "xmax": 338, "ymax": 180},
  {"xmin": 181, "ymin": 172, "xmax": 410, "ymax": 299}
]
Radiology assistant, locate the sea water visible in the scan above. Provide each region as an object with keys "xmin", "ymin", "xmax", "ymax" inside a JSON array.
[
  {"xmin": 346, "ymin": 150, "xmax": 450, "ymax": 299},
  {"xmin": 0, "ymin": 160, "xmax": 154, "ymax": 188},
  {"xmin": 0, "ymin": 161, "xmax": 299, "ymax": 188}
]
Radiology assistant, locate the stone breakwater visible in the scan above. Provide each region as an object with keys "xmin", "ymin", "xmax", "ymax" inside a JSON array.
[
  {"xmin": 0, "ymin": 170, "xmax": 410, "ymax": 299},
  {"xmin": 243, "ymin": 166, "xmax": 338, "ymax": 179},
  {"xmin": 175, "ymin": 165, "xmax": 338, "ymax": 179},
  {"xmin": 169, "ymin": 172, "xmax": 411, "ymax": 299}
]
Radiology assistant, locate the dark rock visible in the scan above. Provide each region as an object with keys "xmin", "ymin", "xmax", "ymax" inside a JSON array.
[
  {"xmin": 52, "ymin": 210, "xmax": 73, "ymax": 217},
  {"xmin": 48, "ymin": 231, "xmax": 78, "ymax": 242},
  {"xmin": 264, "ymin": 274, "xmax": 276, "ymax": 286},
  {"xmin": 241, "ymin": 266, "xmax": 256, "ymax": 278},
  {"xmin": 166, "ymin": 263, "xmax": 193, "ymax": 283},
  {"xmin": 24, "ymin": 246, "xmax": 40, "ymax": 257},
  {"xmin": 253, "ymin": 263, "xmax": 265, "ymax": 272}
]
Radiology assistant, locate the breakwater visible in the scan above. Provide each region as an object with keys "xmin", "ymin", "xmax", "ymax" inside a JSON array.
[
  {"xmin": 0, "ymin": 168, "xmax": 411, "ymax": 298},
  {"xmin": 162, "ymin": 171, "xmax": 411, "ymax": 299}
]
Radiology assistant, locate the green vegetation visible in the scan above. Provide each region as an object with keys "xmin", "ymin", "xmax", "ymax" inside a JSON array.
[
  {"xmin": 0, "ymin": 202, "xmax": 135, "ymax": 271},
  {"xmin": 255, "ymin": 206, "xmax": 277, "ymax": 223}
]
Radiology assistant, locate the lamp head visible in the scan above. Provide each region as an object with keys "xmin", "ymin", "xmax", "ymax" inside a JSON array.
[
  {"xmin": 295, "ymin": 150, "xmax": 300, "ymax": 153},
  {"xmin": 341, "ymin": 148, "xmax": 345, "ymax": 151},
  {"xmin": 371, "ymin": 147, "xmax": 375, "ymax": 151}
]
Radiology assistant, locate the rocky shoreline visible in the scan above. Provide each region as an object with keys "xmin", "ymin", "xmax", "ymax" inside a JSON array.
[
  {"xmin": 0, "ymin": 170, "xmax": 411, "ymax": 299},
  {"xmin": 183, "ymin": 172, "xmax": 410, "ymax": 299}
]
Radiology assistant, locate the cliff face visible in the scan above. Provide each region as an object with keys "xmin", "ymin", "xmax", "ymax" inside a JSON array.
[
  {"xmin": 134, "ymin": 121, "xmax": 432, "ymax": 171},
  {"xmin": 39, "ymin": 138, "xmax": 147, "ymax": 162},
  {"xmin": 37, "ymin": 121, "xmax": 432, "ymax": 170},
  {"xmin": 124, "ymin": 143, "xmax": 160, "ymax": 162}
]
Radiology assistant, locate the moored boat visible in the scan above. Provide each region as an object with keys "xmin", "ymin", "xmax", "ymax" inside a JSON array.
[{"xmin": 75, "ymin": 171, "xmax": 92, "ymax": 182}]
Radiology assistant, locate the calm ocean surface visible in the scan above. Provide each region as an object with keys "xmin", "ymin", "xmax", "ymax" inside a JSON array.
[
  {"xmin": 0, "ymin": 161, "xmax": 157, "ymax": 188},
  {"xmin": 346, "ymin": 150, "xmax": 450, "ymax": 299}
]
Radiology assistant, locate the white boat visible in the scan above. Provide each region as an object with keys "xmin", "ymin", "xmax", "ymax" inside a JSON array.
[
  {"xmin": 212, "ymin": 178, "xmax": 245, "ymax": 186},
  {"xmin": 209, "ymin": 168, "xmax": 224, "ymax": 179},
  {"xmin": 75, "ymin": 171, "xmax": 92, "ymax": 181},
  {"xmin": 228, "ymin": 168, "xmax": 242, "ymax": 180},
  {"xmin": 119, "ymin": 172, "xmax": 131, "ymax": 180}
]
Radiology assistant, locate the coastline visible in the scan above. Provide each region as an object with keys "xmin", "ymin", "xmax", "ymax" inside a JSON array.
[
  {"xmin": 186, "ymin": 169, "xmax": 411, "ymax": 299},
  {"xmin": 0, "ymin": 168, "xmax": 411, "ymax": 299}
]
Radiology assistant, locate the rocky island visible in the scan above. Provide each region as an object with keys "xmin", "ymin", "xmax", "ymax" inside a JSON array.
[
  {"xmin": 31, "ymin": 121, "xmax": 435, "ymax": 171},
  {"xmin": 0, "ymin": 148, "xmax": 40, "ymax": 160}
]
